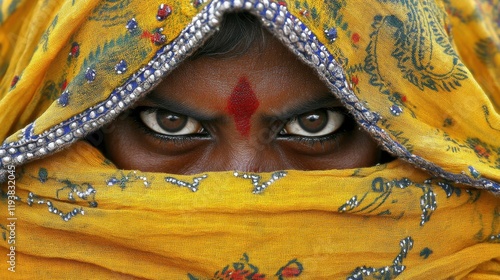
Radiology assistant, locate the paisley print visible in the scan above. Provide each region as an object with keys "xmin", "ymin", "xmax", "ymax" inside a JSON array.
[{"xmin": 365, "ymin": 0, "xmax": 468, "ymax": 93}]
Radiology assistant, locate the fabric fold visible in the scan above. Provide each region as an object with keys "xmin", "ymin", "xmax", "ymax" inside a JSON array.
[{"xmin": 1, "ymin": 0, "xmax": 499, "ymax": 278}]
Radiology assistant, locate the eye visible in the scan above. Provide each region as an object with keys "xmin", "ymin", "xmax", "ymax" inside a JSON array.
[
  {"xmin": 139, "ymin": 108, "xmax": 204, "ymax": 136},
  {"xmin": 282, "ymin": 109, "xmax": 345, "ymax": 137}
]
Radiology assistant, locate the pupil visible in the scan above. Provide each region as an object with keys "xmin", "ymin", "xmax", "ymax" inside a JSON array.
[
  {"xmin": 297, "ymin": 110, "xmax": 327, "ymax": 133},
  {"xmin": 156, "ymin": 111, "xmax": 188, "ymax": 133}
]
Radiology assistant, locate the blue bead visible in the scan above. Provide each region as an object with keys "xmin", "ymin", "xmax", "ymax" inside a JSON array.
[
  {"xmin": 468, "ymin": 166, "xmax": 481, "ymax": 178},
  {"xmin": 59, "ymin": 90, "xmax": 70, "ymax": 107},
  {"xmin": 126, "ymin": 18, "xmax": 138, "ymax": 31},
  {"xmin": 107, "ymin": 177, "xmax": 120, "ymax": 186},
  {"xmin": 24, "ymin": 122, "xmax": 34, "ymax": 139},
  {"xmin": 491, "ymin": 181, "xmax": 500, "ymax": 191},
  {"xmin": 115, "ymin": 60, "xmax": 128, "ymax": 74},
  {"xmin": 325, "ymin": 27, "xmax": 338, "ymax": 42},
  {"xmin": 85, "ymin": 68, "xmax": 96, "ymax": 82},
  {"xmin": 390, "ymin": 105, "xmax": 403, "ymax": 116}
]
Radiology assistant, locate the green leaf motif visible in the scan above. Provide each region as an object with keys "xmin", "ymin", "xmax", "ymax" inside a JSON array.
[{"xmin": 40, "ymin": 15, "xmax": 59, "ymax": 52}]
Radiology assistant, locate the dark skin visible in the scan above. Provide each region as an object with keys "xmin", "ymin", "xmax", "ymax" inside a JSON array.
[{"xmin": 103, "ymin": 36, "xmax": 382, "ymax": 174}]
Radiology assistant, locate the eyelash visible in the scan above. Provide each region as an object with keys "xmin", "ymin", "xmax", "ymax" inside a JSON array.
[
  {"xmin": 290, "ymin": 134, "xmax": 341, "ymax": 147},
  {"xmin": 130, "ymin": 107, "xmax": 209, "ymax": 144},
  {"xmin": 130, "ymin": 107, "xmax": 355, "ymax": 146},
  {"xmin": 278, "ymin": 109, "xmax": 354, "ymax": 146}
]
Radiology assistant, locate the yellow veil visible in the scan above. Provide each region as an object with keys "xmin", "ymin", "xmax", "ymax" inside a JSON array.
[{"xmin": 0, "ymin": 0, "xmax": 499, "ymax": 278}]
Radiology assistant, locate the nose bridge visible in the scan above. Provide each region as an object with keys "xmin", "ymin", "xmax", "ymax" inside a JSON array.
[
  {"xmin": 221, "ymin": 139, "xmax": 276, "ymax": 172},
  {"xmin": 226, "ymin": 142, "xmax": 260, "ymax": 172}
]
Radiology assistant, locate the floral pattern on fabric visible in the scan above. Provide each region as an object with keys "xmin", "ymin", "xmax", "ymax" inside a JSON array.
[
  {"xmin": 188, "ymin": 254, "xmax": 303, "ymax": 280},
  {"xmin": 0, "ymin": 0, "xmax": 499, "ymax": 279},
  {"xmin": 0, "ymin": 141, "xmax": 498, "ymax": 278},
  {"xmin": 347, "ymin": 237, "xmax": 413, "ymax": 280},
  {"xmin": 0, "ymin": 0, "xmax": 499, "ymax": 195},
  {"xmin": 338, "ymin": 176, "xmax": 471, "ymax": 226},
  {"xmin": 366, "ymin": 0, "xmax": 467, "ymax": 94}
]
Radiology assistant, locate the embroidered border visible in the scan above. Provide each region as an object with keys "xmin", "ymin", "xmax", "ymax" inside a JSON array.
[{"xmin": 347, "ymin": 237, "xmax": 414, "ymax": 280}]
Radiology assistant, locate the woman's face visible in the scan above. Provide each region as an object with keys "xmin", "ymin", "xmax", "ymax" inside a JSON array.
[{"xmin": 102, "ymin": 36, "xmax": 382, "ymax": 174}]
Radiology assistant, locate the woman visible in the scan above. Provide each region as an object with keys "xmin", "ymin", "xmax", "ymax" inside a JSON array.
[{"xmin": 0, "ymin": 0, "xmax": 499, "ymax": 278}]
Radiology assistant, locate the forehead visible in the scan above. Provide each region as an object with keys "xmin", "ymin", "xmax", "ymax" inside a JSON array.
[{"xmin": 150, "ymin": 35, "xmax": 333, "ymax": 113}]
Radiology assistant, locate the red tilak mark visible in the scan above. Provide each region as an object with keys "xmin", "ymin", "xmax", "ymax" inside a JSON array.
[{"xmin": 226, "ymin": 77, "xmax": 260, "ymax": 137}]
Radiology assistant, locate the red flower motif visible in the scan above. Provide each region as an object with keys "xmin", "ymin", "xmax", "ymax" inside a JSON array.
[
  {"xmin": 251, "ymin": 273, "xmax": 266, "ymax": 280},
  {"xmin": 60, "ymin": 79, "xmax": 68, "ymax": 91},
  {"xmin": 474, "ymin": 145, "xmax": 490, "ymax": 158},
  {"xmin": 281, "ymin": 267, "xmax": 301, "ymax": 277},
  {"xmin": 220, "ymin": 269, "xmax": 265, "ymax": 280},
  {"xmin": 351, "ymin": 33, "xmax": 360, "ymax": 44},
  {"xmin": 157, "ymin": 4, "xmax": 173, "ymax": 21},
  {"xmin": 69, "ymin": 42, "xmax": 80, "ymax": 58},
  {"xmin": 278, "ymin": 1, "xmax": 287, "ymax": 6},
  {"xmin": 299, "ymin": 8, "xmax": 309, "ymax": 17},
  {"xmin": 225, "ymin": 269, "xmax": 248, "ymax": 280},
  {"xmin": 188, "ymin": 254, "xmax": 302, "ymax": 280},
  {"xmin": 401, "ymin": 95, "xmax": 407, "ymax": 102},
  {"xmin": 351, "ymin": 75, "xmax": 359, "ymax": 86},
  {"xmin": 141, "ymin": 29, "xmax": 167, "ymax": 45},
  {"xmin": 276, "ymin": 259, "xmax": 303, "ymax": 278}
]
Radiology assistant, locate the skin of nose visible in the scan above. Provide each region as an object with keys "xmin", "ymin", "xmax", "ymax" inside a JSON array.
[{"xmin": 214, "ymin": 135, "xmax": 286, "ymax": 173}]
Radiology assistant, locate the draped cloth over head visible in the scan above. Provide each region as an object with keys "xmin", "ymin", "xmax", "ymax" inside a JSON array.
[{"xmin": 0, "ymin": 0, "xmax": 499, "ymax": 278}]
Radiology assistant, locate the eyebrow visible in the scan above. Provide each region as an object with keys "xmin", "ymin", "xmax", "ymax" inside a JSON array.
[
  {"xmin": 143, "ymin": 91, "xmax": 342, "ymax": 121},
  {"xmin": 267, "ymin": 94, "xmax": 343, "ymax": 121},
  {"xmin": 143, "ymin": 92, "xmax": 220, "ymax": 122}
]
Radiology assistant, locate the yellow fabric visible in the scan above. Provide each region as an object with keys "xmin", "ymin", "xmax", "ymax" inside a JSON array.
[{"xmin": 0, "ymin": 0, "xmax": 499, "ymax": 279}]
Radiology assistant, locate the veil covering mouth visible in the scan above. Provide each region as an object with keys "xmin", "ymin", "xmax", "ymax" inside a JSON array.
[{"xmin": 0, "ymin": 0, "xmax": 499, "ymax": 278}]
